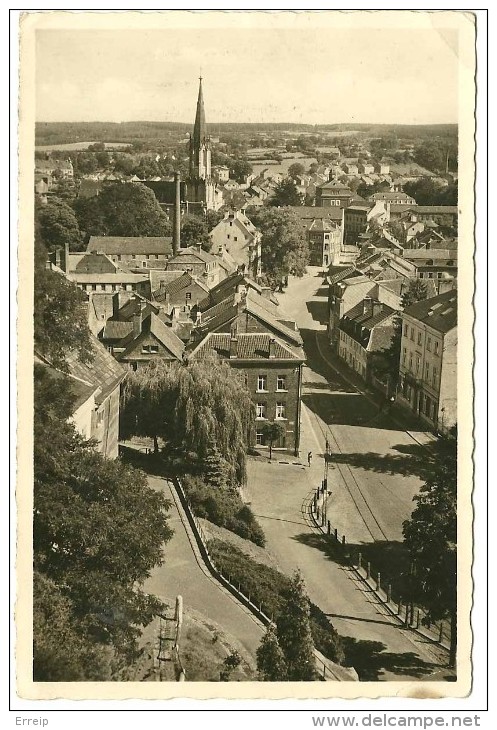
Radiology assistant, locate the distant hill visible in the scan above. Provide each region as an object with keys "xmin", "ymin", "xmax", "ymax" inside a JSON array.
[{"xmin": 35, "ymin": 121, "xmax": 458, "ymax": 147}]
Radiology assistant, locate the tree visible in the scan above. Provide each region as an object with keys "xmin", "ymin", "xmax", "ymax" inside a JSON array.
[
  {"xmin": 203, "ymin": 442, "xmax": 231, "ymax": 489},
  {"xmin": 378, "ymin": 279, "xmax": 428, "ymax": 389},
  {"xmin": 276, "ymin": 571, "xmax": 317, "ymax": 680},
  {"xmin": 403, "ymin": 178, "xmax": 458, "ymax": 206},
  {"xmin": 180, "ymin": 214, "xmax": 212, "ymax": 251},
  {"xmin": 121, "ymin": 359, "xmax": 255, "ymax": 486},
  {"xmin": 403, "ymin": 428, "xmax": 457, "ymax": 667},
  {"xmin": 73, "ymin": 182, "xmax": 171, "ymax": 238},
  {"xmin": 34, "ymin": 226, "xmax": 93, "ymax": 369},
  {"xmin": 288, "ymin": 162, "xmax": 305, "ymax": 179},
  {"xmin": 229, "ymin": 159, "xmax": 253, "ymax": 183},
  {"xmin": 250, "ymin": 207, "xmax": 309, "ymax": 289},
  {"xmin": 36, "ymin": 197, "xmax": 82, "ymax": 252},
  {"xmin": 33, "ymin": 364, "xmax": 173, "ymax": 676},
  {"xmin": 268, "ymin": 178, "xmax": 303, "ymax": 208},
  {"xmin": 257, "ymin": 623, "xmax": 288, "ymax": 681},
  {"xmin": 260, "ymin": 421, "xmax": 286, "ymax": 461}
]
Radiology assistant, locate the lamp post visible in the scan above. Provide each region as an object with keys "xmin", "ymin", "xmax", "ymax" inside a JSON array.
[{"xmin": 322, "ymin": 437, "xmax": 332, "ymax": 524}]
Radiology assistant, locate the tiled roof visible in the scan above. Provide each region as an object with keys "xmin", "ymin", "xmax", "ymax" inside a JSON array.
[
  {"xmin": 149, "ymin": 314, "xmax": 185, "ymax": 360},
  {"xmin": 341, "ymin": 302, "xmax": 396, "ymax": 348},
  {"xmin": 154, "ymin": 271, "xmax": 210, "ymax": 300},
  {"xmin": 370, "ymin": 192, "xmax": 414, "ymax": 202},
  {"xmin": 65, "ymin": 336, "xmax": 126, "ymax": 405},
  {"xmin": 292, "ymin": 206, "xmax": 343, "ymax": 222},
  {"xmin": 327, "ymin": 266, "xmax": 357, "ymax": 285},
  {"xmin": 403, "ymin": 249, "xmax": 458, "ymax": 260},
  {"xmin": 189, "ymin": 333, "xmax": 304, "ymax": 362},
  {"xmin": 411, "ymin": 206, "xmax": 458, "ymax": 214},
  {"xmin": 308, "ymin": 218, "xmax": 337, "ymax": 233},
  {"xmin": 87, "ymin": 236, "xmax": 173, "ymax": 255},
  {"xmin": 167, "ymin": 246, "xmax": 218, "ymax": 265},
  {"xmin": 403, "ymin": 290, "xmax": 457, "ymax": 333},
  {"xmin": 318, "ymin": 182, "xmax": 353, "ymax": 194},
  {"xmin": 34, "ymin": 356, "xmax": 97, "ymax": 412},
  {"xmin": 149, "ymin": 269, "xmax": 185, "ymax": 292},
  {"xmin": 68, "ymin": 272, "xmax": 149, "ymax": 284},
  {"xmin": 102, "ymin": 320, "xmax": 134, "ymax": 340}
]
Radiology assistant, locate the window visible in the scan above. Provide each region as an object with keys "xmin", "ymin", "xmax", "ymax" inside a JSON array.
[
  {"xmin": 432, "ymin": 367, "xmax": 437, "ymax": 387},
  {"xmin": 256, "ymin": 403, "xmax": 266, "ymax": 419},
  {"xmin": 427, "ymin": 336, "xmax": 432, "ymax": 351},
  {"xmin": 404, "ymin": 324, "xmax": 408, "ymax": 337},
  {"xmin": 229, "ymin": 221, "xmax": 233, "ymax": 227},
  {"xmin": 276, "ymin": 402, "xmax": 286, "ymax": 420},
  {"xmin": 417, "ymin": 332, "xmax": 422, "ymax": 345},
  {"xmin": 234, "ymin": 236, "xmax": 238, "ymax": 242},
  {"xmin": 142, "ymin": 344, "xmax": 159, "ymax": 354},
  {"xmin": 410, "ymin": 327, "xmax": 414, "ymax": 341},
  {"xmin": 257, "ymin": 374, "xmax": 267, "ymax": 392},
  {"xmin": 256, "ymin": 430, "xmax": 264, "ymax": 446},
  {"xmin": 277, "ymin": 375, "xmax": 287, "ymax": 391},
  {"xmin": 402, "ymin": 348, "xmax": 407, "ymax": 365},
  {"xmin": 227, "ymin": 234, "xmax": 230, "ymax": 240},
  {"xmin": 425, "ymin": 363, "xmax": 430, "ymax": 380},
  {"xmin": 185, "ymin": 292, "xmax": 192, "ymax": 301},
  {"xmin": 416, "ymin": 355, "xmax": 420, "ymax": 375},
  {"xmin": 434, "ymin": 341, "xmax": 440, "ymax": 356},
  {"xmin": 409, "ymin": 353, "xmax": 413, "ymax": 370}
]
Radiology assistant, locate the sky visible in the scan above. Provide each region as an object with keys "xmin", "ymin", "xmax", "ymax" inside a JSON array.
[{"xmin": 35, "ymin": 22, "xmax": 460, "ymax": 125}]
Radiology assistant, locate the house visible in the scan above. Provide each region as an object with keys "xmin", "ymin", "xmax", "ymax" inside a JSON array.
[
  {"xmin": 369, "ymin": 191, "xmax": 416, "ymax": 205},
  {"xmin": 48, "ymin": 246, "xmax": 152, "ymax": 296},
  {"xmin": 403, "ymin": 248, "xmax": 458, "ymax": 281},
  {"xmin": 213, "ymin": 165, "xmax": 230, "ymax": 182},
  {"xmin": 35, "ymin": 157, "xmax": 74, "ymax": 179},
  {"xmin": 358, "ymin": 162, "xmax": 375, "ymax": 175},
  {"xmin": 152, "ymin": 270, "xmax": 210, "ymax": 310},
  {"xmin": 188, "ymin": 289, "xmax": 305, "ymax": 456},
  {"xmin": 342, "ymin": 163, "xmax": 359, "ymax": 176},
  {"xmin": 307, "ymin": 218, "xmax": 342, "ymax": 267},
  {"xmin": 397, "ymin": 290, "xmax": 457, "ymax": 433},
  {"xmin": 165, "ymin": 245, "xmax": 224, "ymax": 288},
  {"xmin": 198, "ymin": 271, "xmax": 279, "ymax": 312},
  {"xmin": 209, "ymin": 210, "xmax": 262, "ymax": 279},
  {"xmin": 374, "ymin": 162, "xmax": 390, "ymax": 175},
  {"xmin": 403, "ymin": 206, "xmax": 458, "ymax": 228},
  {"xmin": 337, "ymin": 298, "xmax": 397, "ymax": 383},
  {"xmin": 316, "ymin": 181, "xmax": 354, "ymax": 208},
  {"xmin": 86, "ymin": 236, "xmax": 173, "ymax": 269},
  {"xmin": 98, "ymin": 294, "xmax": 185, "ymax": 369}
]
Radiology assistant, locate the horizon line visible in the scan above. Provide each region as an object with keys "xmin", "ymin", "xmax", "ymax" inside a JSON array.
[{"xmin": 35, "ymin": 119, "xmax": 459, "ymax": 128}]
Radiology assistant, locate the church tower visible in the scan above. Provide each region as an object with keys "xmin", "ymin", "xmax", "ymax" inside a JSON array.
[{"xmin": 189, "ymin": 76, "xmax": 211, "ymax": 180}]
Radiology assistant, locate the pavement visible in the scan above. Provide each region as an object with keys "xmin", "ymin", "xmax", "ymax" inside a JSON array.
[{"xmin": 144, "ymin": 476, "xmax": 264, "ymax": 660}]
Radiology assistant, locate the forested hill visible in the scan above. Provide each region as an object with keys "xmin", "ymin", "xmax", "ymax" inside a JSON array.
[{"xmin": 35, "ymin": 121, "xmax": 458, "ymax": 147}]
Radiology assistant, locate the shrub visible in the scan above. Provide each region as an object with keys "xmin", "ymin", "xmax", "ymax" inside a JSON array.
[{"xmin": 182, "ymin": 475, "xmax": 266, "ymax": 547}]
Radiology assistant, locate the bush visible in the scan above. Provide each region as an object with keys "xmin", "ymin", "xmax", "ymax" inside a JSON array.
[
  {"xmin": 207, "ymin": 539, "xmax": 344, "ymax": 665},
  {"xmin": 182, "ymin": 475, "xmax": 266, "ymax": 547}
]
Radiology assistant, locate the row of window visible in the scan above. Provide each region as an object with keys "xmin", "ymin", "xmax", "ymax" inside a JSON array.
[
  {"xmin": 402, "ymin": 349, "xmax": 438, "ymax": 386},
  {"xmin": 142, "ymin": 344, "xmax": 159, "ymax": 354},
  {"xmin": 400, "ymin": 379, "xmax": 437, "ymax": 421},
  {"xmin": 256, "ymin": 402, "xmax": 287, "ymax": 420},
  {"xmin": 404, "ymin": 325, "xmax": 440, "ymax": 354},
  {"xmin": 257, "ymin": 374, "xmax": 288, "ymax": 392}
]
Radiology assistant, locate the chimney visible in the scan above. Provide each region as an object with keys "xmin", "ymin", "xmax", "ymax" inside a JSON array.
[
  {"xmin": 173, "ymin": 171, "xmax": 181, "ymax": 255},
  {"xmin": 132, "ymin": 310, "xmax": 142, "ymax": 337},
  {"xmin": 268, "ymin": 338, "xmax": 276, "ymax": 359},
  {"xmin": 260, "ymin": 286, "xmax": 272, "ymax": 300},
  {"xmin": 230, "ymin": 322, "xmax": 238, "ymax": 358},
  {"xmin": 112, "ymin": 291, "xmax": 120, "ymax": 318},
  {"xmin": 363, "ymin": 296, "xmax": 373, "ymax": 316},
  {"xmin": 372, "ymin": 301, "xmax": 383, "ymax": 317}
]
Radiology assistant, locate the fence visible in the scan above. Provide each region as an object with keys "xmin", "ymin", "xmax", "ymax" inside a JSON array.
[
  {"xmin": 172, "ymin": 477, "xmax": 357, "ymax": 682},
  {"xmin": 311, "ymin": 483, "xmax": 451, "ymax": 652}
]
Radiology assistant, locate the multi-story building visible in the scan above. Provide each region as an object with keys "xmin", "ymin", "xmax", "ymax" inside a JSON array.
[
  {"xmin": 189, "ymin": 287, "xmax": 305, "ymax": 455},
  {"xmin": 369, "ymin": 191, "xmax": 416, "ymax": 205},
  {"xmin": 397, "ymin": 290, "xmax": 457, "ymax": 433},
  {"xmin": 337, "ymin": 298, "xmax": 397, "ymax": 382},
  {"xmin": 165, "ymin": 245, "xmax": 224, "ymax": 288},
  {"xmin": 307, "ymin": 218, "xmax": 342, "ymax": 267},
  {"xmin": 87, "ymin": 236, "xmax": 173, "ymax": 269},
  {"xmin": 209, "ymin": 210, "xmax": 262, "ymax": 279},
  {"xmin": 316, "ymin": 180, "xmax": 354, "ymax": 208}
]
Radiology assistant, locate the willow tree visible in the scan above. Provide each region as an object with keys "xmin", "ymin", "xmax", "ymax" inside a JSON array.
[{"xmin": 121, "ymin": 358, "xmax": 255, "ymax": 486}]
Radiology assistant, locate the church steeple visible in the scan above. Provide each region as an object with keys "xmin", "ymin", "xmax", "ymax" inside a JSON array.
[{"xmin": 189, "ymin": 76, "xmax": 211, "ymax": 180}]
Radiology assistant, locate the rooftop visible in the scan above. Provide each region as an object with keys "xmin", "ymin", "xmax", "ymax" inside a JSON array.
[
  {"xmin": 87, "ymin": 236, "xmax": 173, "ymax": 256},
  {"xmin": 189, "ymin": 332, "xmax": 304, "ymax": 362},
  {"xmin": 403, "ymin": 290, "xmax": 457, "ymax": 333}
]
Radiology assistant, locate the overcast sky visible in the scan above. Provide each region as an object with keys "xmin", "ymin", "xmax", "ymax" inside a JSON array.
[{"xmin": 35, "ymin": 24, "xmax": 460, "ymax": 125}]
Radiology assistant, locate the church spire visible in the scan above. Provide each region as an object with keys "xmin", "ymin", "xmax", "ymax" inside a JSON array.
[
  {"xmin": 189, "ymin": 75, "xmax": 211, "ymax": 180},
  {"xmin": 193, "ymin": 75, "xmax": 207, "ymax": 147}
]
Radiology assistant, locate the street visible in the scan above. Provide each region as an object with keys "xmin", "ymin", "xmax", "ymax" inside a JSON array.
[{"xmin": 245, "ymin": 269, "xmax": 449, "ymax": 681}]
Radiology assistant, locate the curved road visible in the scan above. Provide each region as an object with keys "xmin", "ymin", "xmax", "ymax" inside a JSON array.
[{"xmin": 144, "ymin": 476, "xmax": 263, "ymax": 659}]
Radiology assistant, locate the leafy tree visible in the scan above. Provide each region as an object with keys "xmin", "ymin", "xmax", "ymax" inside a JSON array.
[
  {"xmin": 34, "ymin": 227, "xmax": 93, "ymax": 369},
  {"xmin": 268, "ymin": 178, "xmax": 303, "ymax": 208},
  {"xmin": 260, "ymin": 421, "xmax": 286, "ymax": 461},
  {"xmin": 180, "ymin": 214, "xmax": 212, "ymax": 251},
  {"xmin": 257, "ymin": 623, "xmax": 288, "ymax": 681},
  {"xmin": 36, "ymin": 197, "xmax": 82, "ymax": 252},
  {"xmin": 33, "ymin": 364, "xmax": 173, "ymax": 671},
  {"xmin": 250, "ymin": 207, "xmax": 309, "ymax": 289},
  {"xmin": 206, "ymin": 209, "xmax": 224, "ymax": 232},
  {"xmin": 73, "ymin": 182, "xmax": 171, "ymax": 238},
  {"xmin": 203, "ymin": 442, "xmax": 231, "ymax": 489},
  {"xmin": 121, "ymin": 359, "xmax": 255, "ymax": 486},
  {"xmin": 33, "ymin": 571, "xmax": 113, "ymax": 681},
  {"xmin": 112, "ymin": 153, "xmax": 136, "ymax": 176},
  {"xmin": 288, "ymin": 162, "xmax": 305, "ymax": 179},
  {"xmin": 219, "ymin": 650, "xmax": 242, "ymax": 681},
  {"xmin": 378, "ymin": 279, "xmax": 428, "ymax": 388},
  {"xmin": 229, "ymin": 158, "xmax": 253, "ymax": 183},
  {"xmin": 276, "ymin": 571, "xmax": 317, "ymax": 680},
  {"xmin": 403, "ymin": 427, "xmax": 457, "ymax": 667},
  {"xmin": 403, "ymin": 178, "xmax": 458, "ymax": 206}
]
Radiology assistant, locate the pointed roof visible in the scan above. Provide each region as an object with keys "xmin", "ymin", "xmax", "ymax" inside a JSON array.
[{"xmin": 193, "ymin": 76, "xmax": 207, "ymax": 146}]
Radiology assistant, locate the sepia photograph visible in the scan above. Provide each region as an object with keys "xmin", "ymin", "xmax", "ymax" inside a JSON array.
[{"xmin": 14, "ymin": 9, "xmax": 479, "ymax": 704}]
